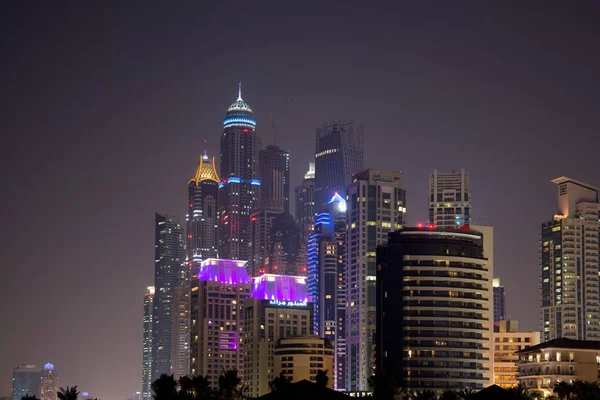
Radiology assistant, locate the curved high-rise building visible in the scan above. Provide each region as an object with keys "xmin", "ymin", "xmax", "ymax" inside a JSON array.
[
  {"xmin": 219, "ymin": 84, "xmax": 261, "ymax": 262},
  {"xmin": 187, "ymin": 151, "xmax": 220, "ymax": 266}
]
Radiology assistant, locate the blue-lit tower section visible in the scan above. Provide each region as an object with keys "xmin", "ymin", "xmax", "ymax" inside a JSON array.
[
  {"xmin": 218, "ymin": 83, "xmax": 261, "ymax": 263},
  {"xmin": 307, "ymin": 193, "xmax": 347, "ymax": 390},
  {"xmin": 314, "ymin": 120, "xmax": 363, "ymax": 211}
]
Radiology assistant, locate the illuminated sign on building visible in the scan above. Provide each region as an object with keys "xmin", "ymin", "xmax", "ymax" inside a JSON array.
[{"xmin": 269, "ymin": 299, "xmax": 308, "ymax": 307}]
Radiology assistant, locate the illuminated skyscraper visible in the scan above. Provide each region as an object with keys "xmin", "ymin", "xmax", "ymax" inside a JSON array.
[
  {"xmin": 189, "ymin": 258, "xmax": 251, "ymax": 388},
  {"xmin": 187, "ymin": 151, "xmax": 220, "ymax": 266},
  {"xmin": 142, "ymin": 286, "xmax": 154, "ymax": 400},
  {"xmin": 259, "ymin": 144, "xmax": 290, "ymax": 214},
  {"xmin": 40, "ymin": 363, "xmax": 58, "ymax": 400},
  {"xmin": 243, "ymin": 274, "xmax": 314, "ymax": 397},
  {"xmin": 376, "ymin": 228, "xmax": 493, "ymax": 391},
  {"xmin": 314, "ymin": 120, "xmax": 363, "ymax": 210},
  {"xmin": 345, "ymin": 169, "xmax": 406, "ymax": 391},
  {"xmin": 541, "ymin": 177, "xmax": 600, "ymax": 341},
  {"xmin": 12, "ymin": 365, "xmax": 41, "ymax": 400},
  {"xmin": 295, "ymin": 162, "xmax": 316, "ymax": 261},
  {"xmin": 428, "ymin": 169, "xmax": 471, "ymax": 228},
  {"xmin": 218, "ymin": 84, "xmax": 261, "ymax": 261},
  {"xmin": 152, "ymin": 213, "xmax": 187, "ymax": 380},
  {"xmin": 307, "ymin": 192, "xmax": 346, "ymax": 390},
  {"xmin": 493, "ymin": 278, "xmax": 506, "ymax": 322}
]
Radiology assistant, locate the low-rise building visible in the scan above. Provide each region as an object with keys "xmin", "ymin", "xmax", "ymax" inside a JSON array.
[
  {"xmin": 274, "ymin": 336, "xmax": 334, "ymax": 388},
  {"xmin": 517, "ymin": 338, "xmax": 600, "ymax": 396},
  {"xmin": 493, "ymin": 320, "xmax": 540, "ymax": 388}
]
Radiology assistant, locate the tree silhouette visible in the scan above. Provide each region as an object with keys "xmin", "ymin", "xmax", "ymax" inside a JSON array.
[
  {"xmin": 178, "ymin": 376, "xmax": 194, "ymax": 399},
  {"xmin": 410, "ymin": 390, "xmax": 438, "ymax": 400},
  {"xmin": 368, "ymin": 372, "xmax": 399, "ymax": 400},
  {"xmin": 269, "ymin": 372, "xmax": 292, "ymax": 393},
  {"xmin": 21, "ymin": 396, "xmax": 38, "ymax": 400},
  {"xmin": 315, "ymin": 370, "xmax": 329, "ymax": 387},
  {"xmin": 218, "ymin": 369, "xmax": 241, "ymax": 400},
  {"xmin": 553, "ymin": 381, "xmax": 573, "ymax": 400},
  {"xmin": 439, "ymin": 390, "xmax": 460, "ymax": 400},
  {"xmin": 506, "ymin": 385, "xmax": 531, "ymax": 400},
  {"xmin": 191, "ymin": 375, "xmax": 214, "ymax": 400},
  {"xmin": 58, "ymin": 386, "xmax": 80, "ymax": 400},
  {"xmin": 457, "ymin": 387, "xmax": 478, "ymax": 400},
  {"xmin": 152, "ymin": 374, "xmax": 177, "ymax": 400}
]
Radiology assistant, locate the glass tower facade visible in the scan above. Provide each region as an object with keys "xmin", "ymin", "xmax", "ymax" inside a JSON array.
[
  {"xmin": 142, "ymin": 286, "xmax": 154, "ymax": 399},
  {"xmin": 218, "ymin": 84, "xmax": 261, "ymax": 262},
  {"xmin": 258, "ymin": 144, "xmax": 290, "ymax": 214},
  {"xmin": 152, "ymin": 213, "xmax": 187, "ymax": 380},
  {"xmin": 314, "ymin": 120, "xmax": 363, "ymax": 210}
]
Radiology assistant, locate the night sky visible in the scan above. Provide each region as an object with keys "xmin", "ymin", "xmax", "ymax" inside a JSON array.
[{"xmin": 1, "ymin": 1, "xmax": 600, "ymax": 399}]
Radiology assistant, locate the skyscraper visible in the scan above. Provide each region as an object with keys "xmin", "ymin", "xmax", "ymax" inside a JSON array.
[
  {"xmin": 307, "ymin": 192, "xmax": 346, "ymax": 390},
  {"xmin": 40, "ymin": 363, "xmax": 58, "ymax": 400},
  {"xmin": 12, "ymin": 365, "xmax": 42, "ymax": 400},
  {"xmin": 428, "ymin": 169, "xmax": 471, "ymax": 228},
  {"xmin": 142, "ymin": 286, "xmax": 154, "ymax": 400},
  {"xmin": 376, "ymin": 227, "xmax": 493, "ymax": 391},
  {"xmin": 268, "ymin": 213, "xmax": 304, "ymax": 276},
  {"xmin": 541, "ymin": 177, "xmax": 600, "ymax": 341},
  {"xmin": 187, "ymin": 151, "xmax": 220, "ymax": 266},
  {"xmin": 243, "ymin": 274, "xmax": 314, "ymax": 397},
  {"xmin": 345, "ymin": 169, "xmax": 406, "ymax": 391},
  {"xmin": 249, "ymin": 209, "xmax": 280, "ymax": 277},
  {"xmin": 259, "ymin": 144, "xmax": 290, "ymax": 214},
  {"xmin": 189, "ymin": 258, "xmax": 251, "ymax": 388},
  {"xmin": 314, "ymin": 121, "xmax": 364, "ymax": 210},
  {"xmin": 153, "ymin": 213, "xmax": 187, "ymax": 380},
  {"xmin": 493, "ymin": 278, "xmax": 506, "ymax": 322},
  {"xmin": 295, "ymin": 162, "xmax": 316, "ymax": 252},
  {"xmin": 219, "ymin": 84, "xmax": 261, "ymax": 261}
]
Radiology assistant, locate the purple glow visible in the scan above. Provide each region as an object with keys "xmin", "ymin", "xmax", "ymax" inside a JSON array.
[
  {"xmin": 251, "ymin": 274, "xmax": 311, "ymax": 302},
  {"xmin": 198, "ymin": 258, "xmax": 251, "ymax": 284},
  {"xmin": 219, "ymin": 331, "xmax": 238, "ymax": 351}
]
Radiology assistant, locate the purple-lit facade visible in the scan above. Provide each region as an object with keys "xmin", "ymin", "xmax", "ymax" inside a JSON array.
[
  {"xmin": 243, "ymin": 274, "xmax": 315, "ymax": 397},
  {"xmin": 251, "ymin": 274, "xmax": 310, "ymax": 303},
  {"xmin": 190, "ymin": 258, "xmax": 251, "ymax": 388}
]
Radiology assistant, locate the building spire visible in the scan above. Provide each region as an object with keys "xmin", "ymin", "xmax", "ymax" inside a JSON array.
[
  {"xmin": 237, "ymin": 82, "xmax": 242, "ymax": 101},
  {"xmin": 203, "ymin": 149, "xmax": 208, "ymax": 161}
]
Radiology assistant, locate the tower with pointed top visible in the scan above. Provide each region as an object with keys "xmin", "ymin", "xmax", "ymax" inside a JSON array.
[
  {"xmin": 219, "ymin": 84, "xmax": 261, "ymax": 263},
  {"xmin": 187, "ymin": 151, "xmax": 220, "ymax": 267}
]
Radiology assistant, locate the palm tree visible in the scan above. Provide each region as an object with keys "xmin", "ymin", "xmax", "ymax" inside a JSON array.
[
  {"xmin": 152, "ymin": 374, "xmax": 178, "ymax": 400},
  {"xmin": 506, "ymin": 385, "xmax": 530, "ymax": 400},
  {"xmin": 554, "ymin": 381, "xmax": 573, "ymax": 400},
  {"xmin": 457, "ymin": 387, "xmax": 477, "ymax": 400},
  {"xmin": 439, "ymin": 390, "xmax": 460, "ymax": 400},
  {"xmin": 22, "ymin": 396, "xmax": 38, "ymax": 400},
  {"xmin": 269, "ymin": 372, "xmax": 292, "ymax": 393},
  {"xmin": 368, "ymin": 372, "xmax": 399, "ymax": 400},
  {"xmin": 571, "ymin": 380, "xmax": 600, "ymax": 400},
  {"xmin": 315, "ymin": 370, "xmax": 329, "ymax": 387},
  {"xmin": 218, "ymin": 369, "xmax": 241, "ymax": 400},
  {"xmin": 178, "ymin": 376, "xmax": 194, "ymax": 399},
  {"xmin": 58, "ymin": 386, "xmax": 80, "ymax": 400},
  {"xmin": 410, "ymin": 390, "xmax": 437, "ymax": 400},
  {"xmin": 191, "ymin": 375, "xmax": 214, "ymax": 400}
]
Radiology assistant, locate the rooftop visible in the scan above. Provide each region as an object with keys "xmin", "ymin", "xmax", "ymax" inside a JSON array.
[{"xmin": 517, "ymin": 337, "xmax": 600, "ymax": 353}]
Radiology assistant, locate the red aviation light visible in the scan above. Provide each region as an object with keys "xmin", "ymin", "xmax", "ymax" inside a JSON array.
[
  {"xmin": 242, "ymin": 128, "xmax": 249, "ymax": 133},
  {"xmin": 417, "ymin": 223, "xmax": 423, "ymax": 228}
]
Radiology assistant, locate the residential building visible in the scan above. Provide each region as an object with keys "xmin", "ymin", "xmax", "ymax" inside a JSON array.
[
  {"xmin": 307, "ymin": 193, "xmax": 346, "ymax": 389},
  {"xmin": 187, "ymin": 151, "xmax": 220, "ymax": 267},
  {"xmin": 142, "ymin": 286, "xmax": 154, "ymax": 400},
  {"xmin": 12, "ymin": 365, "xmax": 41, "ymax": 400},
  {"xmin": 40, "ymin": 363, "xmax": 58, "ymax": 400},
  {"xmin": 267, "ymin": 213, "xmax": 304, "ymax": 276},
  {"xmin": 517, "ymin": 338, "xmax": 600, "ymax": 396},
  {"xmin": 250, "ymin": 209, "xmax": 280, "ymax": 277},
  {"xmin": 376, "ymin": 227, "xmax": 493, "ymax": 391},
  {"xmin": 493, "ymin": 320, "xmax": 540, "ymax": 388},
  {"xmin": 274, "ymin": 336, "xmax": 335, "ymax": 388},
  {"xmin": 428, "ymin": 169, "xmax": 471, "ymax": 228},
  {"xmin": 295, "ymin": 162, "xmax": 316, "ymax": 256},
  {"xmin": 219, "ymin": 83, "xmax": 261, "ymax": 261},
  {"xmin": 541, "ymin": 177, "xmax": 600, "ymax": 341},
  {"xmin": 243, "ymin": 274, "xmax": 314, "ymax": 398},
  {"xmin": 189, "ymin": 258, "xmax": 251, "ymax": 388},
  {"xmin": 345, "ymin": 169, "xmax": 406, "ymax": 391},
  {"xmin": 259, "ymin": 145, "xmax": 290, "ymax": 214},
  {"xmin": 314, "ymin": 120, "xmax": 363, "ymax": 210},
  {"xmin": 153, "ymin": 213, "xmax": 187, "ymax": 380},
  {"xmin": 493, "ymin": 278, "xmax": 506, "ymax": 322}
]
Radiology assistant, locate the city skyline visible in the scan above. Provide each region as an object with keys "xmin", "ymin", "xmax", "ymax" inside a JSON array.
[{"xmin": 2, "ymin": 2, "xmax": 600, "ymax": 399}]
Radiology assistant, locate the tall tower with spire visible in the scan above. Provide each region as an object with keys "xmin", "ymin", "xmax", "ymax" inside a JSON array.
[
  {"xmin": 187, "ymin": 151, "xmax": 220, "ymax": 266},
  {"xmin": 219, "ymin": 84, "xmax": 261, "ymax": 262}
]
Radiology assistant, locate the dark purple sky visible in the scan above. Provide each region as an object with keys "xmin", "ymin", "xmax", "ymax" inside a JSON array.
[{"xmin": 1, "ymin": 1, "xmax": 599, "ymax": 399}]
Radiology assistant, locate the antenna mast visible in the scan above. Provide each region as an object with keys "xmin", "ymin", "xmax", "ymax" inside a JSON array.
[{"xmin": 270, "ymin": 109, "xmax": 276, "ymax": 145}]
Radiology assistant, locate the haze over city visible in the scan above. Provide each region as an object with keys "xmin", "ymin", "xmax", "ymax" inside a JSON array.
[{"xmin": 1, "ymin": 1, "xmax": 600, "ymax": 400}]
